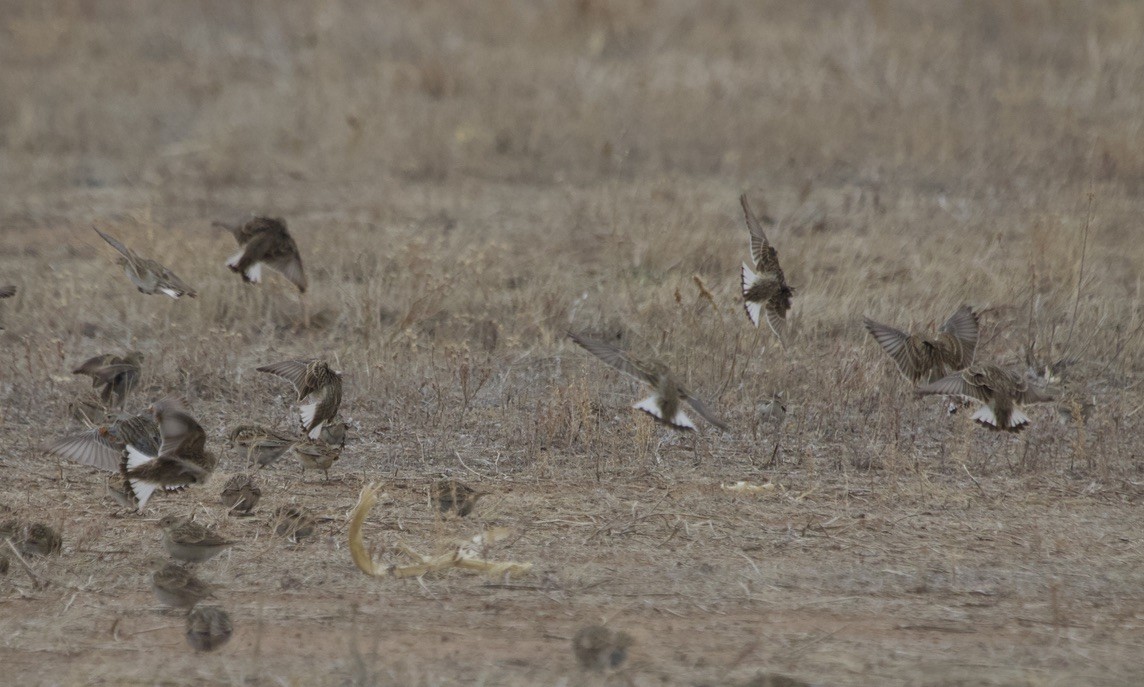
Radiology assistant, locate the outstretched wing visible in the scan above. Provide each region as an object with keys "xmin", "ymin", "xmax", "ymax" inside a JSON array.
[
  {"xmin": 92, "ymin": 226, "xmax": 136, "ymax": 261},
  {"xmin": 864, "ymin": 317, "xmax": 924, "ymax": 382},
  {"xmin": 740, "ymin": 194, "xmax": 783, "ymax": 274},
  {"xmin": 257, "ymin": 359, "xmax": 314, "ymax": 397},
  {"xmin": 681, "ymin": 393, "xmax": 729, "ymax": 431},
  {"xmin": 917, "ymin": 372, "xmax": 987, "ymax": 402},
  {"xmin": 46, "ymin": 429, "xmax": 122, "ymax": 472},
  {"xmin": 939, "ymin": 305, "xmax": 980, "ymax": 368},
  {"xmin": 568, "ymin": 333, "xmax": 654, "ymax": 385}
]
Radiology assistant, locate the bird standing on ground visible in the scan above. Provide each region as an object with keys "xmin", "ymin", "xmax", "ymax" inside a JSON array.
[
  {"xmin": 159, "ymin": 516, "xmax": 236, "ymax": 563},
  {"xmin": 215, "ymin": 216, "xmax": 309, "ymax": 326},
  {"xmin": 569, "ymin": 332, "xmax": 728, "ymax": 432},
  {"xmin": 152, "ymin": 562, "xmax": 214, "ymax": 608},
  {"xmin": 291, "ymin": 440, "xmax": 342, "ymax": 480},
  {"xmin": 865, "ymin": 305, "xmax": 980, "ymax": 384},
  {"xmin": 227, "ymin": 424, "xmax": 297, "ymax": 467},
  {"xmin": 257, "ymin": 359, "xmax": 343, "ymax": 440},
  {"xmin": 739, "ymin": 193, "xmax": 794, "ymax": 341},
  {"xmin": 572, "ymin": 625, "xmax": 634, "ymax": 671},
  {"xmin": 431, "ymin": 479, "xmax": 487, "ymax": 517},
  {"xmin": 185, "ymin": 605, "xmax": 233, "ymax": 652},
  {"xmin": 92, "ymin": 227, "xmax": 197, "ymax": 298},
  {"xmin": 219, "ymin": 474, "xmax": 261, "ymax": 514},
  {"xmin": 917, "ymin": 363, "xmax": 1054, "ymax": 432},
  {"xmin": 72, "ymin": 351, "xmax": 144, "ymax": 408},
  {"xmin": 121, "ymin": 398, "xmax": 218, "ymax": 510}
]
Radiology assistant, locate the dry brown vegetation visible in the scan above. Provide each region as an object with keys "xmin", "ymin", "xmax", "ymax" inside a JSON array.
[{"xmin": 2, "ymin": 2, "xmax": 1144, "ymax": 685}]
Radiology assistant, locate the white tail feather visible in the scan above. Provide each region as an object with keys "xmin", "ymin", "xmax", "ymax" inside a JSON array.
[
  {"xmin": 970, "ymin": 405, "xmax": 997, "ymax": 427},
  {"xmin": 633, "ymin": 396, "xmax": 696, "ymax": 430},
  {"xmin": 246, "ymin": 262, "xmax": 263, "ymax": 283},
  {"xmin": 159, "ymin": 287, "xmax": 182, "ymax": 299},
  {"xmin": 126, "ymin": 445, "xmax": 156, "ymax": 470},
  {"xmin": 1010, "ymin": 407, "xmax": 1030, "ymax": 428},
  {"xmin": 130, "ymin": 479, "xmax": 159, "ymax": 510},
  {"xmin": 300, "ymin": 402, "xmax": 318, "ymax": 427},
  {"xmin": 307, "ymin": 420, "xmax": 325, "ymax": 440},
  {"xmin": 226, "ymin": 250, "xmax": 244, "ymax": 268},
  {"xmin": 740, "ymin": 263, "xmax": 756, "ymax": 295}
]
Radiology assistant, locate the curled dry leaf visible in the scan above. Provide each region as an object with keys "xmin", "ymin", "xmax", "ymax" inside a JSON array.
[{"xmin": 348, "ymin": 483, "xmax": 532, "ymax": 579}]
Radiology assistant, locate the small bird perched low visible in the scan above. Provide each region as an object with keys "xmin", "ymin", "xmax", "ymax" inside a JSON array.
[
  {"xmin": 185, "ymin": 605, "xmax": 233, "ymax": 652},
  {"xmin": 257, "ymin": 359, "xmax": 343, "ymax": 440},
  {"xmin": 739, "ymin": 193, "xmax": 794, "ymax": 341},
  {"xmin": 917, "ymin": 363, "xmax": 1054, "ymax": 432},
  {"xmin": 865, "ymin": 305, "xmax": 980, "ymax": 384},
  {"xmin": 121, "ymin": 398, "xmax": 218, "ymax": 510},
  {"xmin": 8, "ymin": 522, "xmax": 64, "ymax": 556},
  {"xmin": 228, "ymin": 424, "xmax": 297, "ymax": 467},
  {"xmin": 159, "ymin": 516, "xmax": 236, "ymax": 563},
  {"xmin": 219, "ymin": 474, "xmax": 261, "ymax": 515},
  {"xmin": 151, "ymin": 562, "xmax": 214, "ymax": 608},
  {"xmin": 291, "ymin": 440, "xmax": 341, "ymax": 480},
  {"xmin": 569, "ymin": 332, "xmax": 728, "ymax": 432},
  {"xmin": 572, "ymin": 625, "xmax": 634, "ymax": 671},
  {"xmin": 431, "ymin": 479, "xmax": 487, "ymax": 517},
  {"xmin": 92, "ymin": 226, "xmax": 197, "ymax": 298},
  {"xmin": 72, "ymin": 351, "xmax": 144, "ymax": 408},
  {"xmin": 215, "ymin": 216, "xmax": 309, "ymax": 326},
  {"xmin": 273, "ymin": 506, "xmax": 317, "ymax": 542}
]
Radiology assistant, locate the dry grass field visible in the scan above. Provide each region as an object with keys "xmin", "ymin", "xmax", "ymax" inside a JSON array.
[{"xmin": 2, "ymin": 1, "xmax": 1144, "ymax": 685}]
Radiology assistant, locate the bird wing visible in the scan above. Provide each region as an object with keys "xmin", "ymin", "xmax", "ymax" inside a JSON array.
[
  {"xmin": 939, "ymin": 305, "xmax": 980, "ymax": 366},
  {"xmin": 46, "ymin": 429, "xmax": 122, "ymax": 472},
  {"xmin": 740, "ymin": 194, "xmax": 782, "ymax": 273},
  {"xmin": 917, "ymin": 372, "xmax": 988, "ymax": 402},
  {"xmin": 864, "ymin": 318, "xmax": 923, "ymax": 381},
  {"xmin": 265, "ymin": 252, "xmax": 308, "ymax": 292},
  {"xmin": 568, "ymin": 333, "xmax": 655, "ymax": 385},
  {"xmin": 681, "ymin": 393, "xmax": 729, "ymax": 431},
  {"xmin": 257, "ymin": 359, "xmax": 314, "ymax": 396},
  {"xmin": 92, "ymin": 226, "xmax": 137, "ymax": 262}
]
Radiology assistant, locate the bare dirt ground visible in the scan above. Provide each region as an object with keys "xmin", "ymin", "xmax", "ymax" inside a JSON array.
[{"xmin": 2, "ymin": 2, "xmax": 1144, "ymax": 685}]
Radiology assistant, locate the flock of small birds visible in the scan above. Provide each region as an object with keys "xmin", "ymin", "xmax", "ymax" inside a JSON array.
[{"xmin": 1, "ymin": 194, "xmax": 1066, "ymax": 669}]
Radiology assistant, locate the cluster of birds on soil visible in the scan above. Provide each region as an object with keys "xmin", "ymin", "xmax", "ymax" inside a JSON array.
[{"xmin": 0, "ymin": 193, "xmax": 1064, "ymax": 666}]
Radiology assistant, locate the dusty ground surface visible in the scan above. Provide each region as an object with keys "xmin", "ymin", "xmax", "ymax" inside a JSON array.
[{"xmin": 2, "ymin": 2, "xmax": 1144, "ymax": 686}]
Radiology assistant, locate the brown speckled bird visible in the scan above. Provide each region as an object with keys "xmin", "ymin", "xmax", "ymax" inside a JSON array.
[
  {"xmin": 152, "ymin": 562, "xmax": 214, "ymax": 608},
  {"xmin": 865, "ymin": 305, "xmax": 980, "ymax": 384},
  {"xmin": 227, "ymin": 424, "xmax": 296, "ymax": 467},
  {"xmin": 739, "ymin": 194, "xmax": 794, "ymax": 341},
  {"xmin": 12, "ymin": 523, "xmax": 63, "ymax": 556},
  {"xmin": 273, "ymin": 506, "xmax": 317, "ymax": 542},
  {"xmin": 121, "ymin": 399, "xmax": 217, "ymax": 510},
  {"xmin": 569, "ymin": 332, "xmax": 728, "ymax": 432},
  {"xmin": 257, "ymin": 359, "xmax": 343, "ymax": 440},
  {"xmin": 572, "ymin": 625, "xmax": 634, "ymax": 672},
  {"xmin": 431, "ymin": 479, "xmax": 487, "ymax": 517},
  {"xmin": 219, "ymin": 474, "xmax": 261, "ymax": 515},
  {"xmin": 47, "ymin": 411, "xmax": 160, "ymax": 473},
  {"xmin": 216, "ymin": 216, "xmax": 309, "ymax": 325},
  {"xmin": 92, "ymin": 226, "xmax": 197, "ymax": 298},
  {"xmin": 159, "ymin": 516, "xmax": 236, "ymax": 563},
  {"xmin": 185, "ymin": 604, "xmax": 233, "ymax": 652},
  {"xmin": 291, "ymin": 440, "xmax": 341, "ymax": 480},
  {"xmin": 918, "ymin": 363, "xmax": 1054, "ymax": 432},
  {"xmin": 72, "ymin": 351, "xmax": 144, "ymax": 408}
]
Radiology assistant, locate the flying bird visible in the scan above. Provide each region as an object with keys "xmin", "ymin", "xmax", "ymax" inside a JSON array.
[
  {"xmin": 47, "ymin": 411, "xmax": 160, "ymax": 473},
  {"xmin": 257, "ymin": 359, "xmax": 343, "ymax": 440},
  {"xmin": 121, "ymin": 398, "xmax": 218, "ymax": 510},
  {"xmin": 92, "ymin": 226, "xmax": 197, "ymax": 298},
  {"xmin": 917, "ymin": 363, "xmax": 1054, "ymax": 432},
  {"xmin": 865, "ymin": 305, "xmax": 979, "ymax": 384},
  {"xmin": 569, "ymin": 332, "xmax": 728, "ymax": 432},
  {"xmin": 739, "ymin": 193, "xmax": 794, "ymax": 341},
  {"xmin": 72, "ymin": 351, "xmax": 144, "ymax": 408},
  {"xmin": 215, "ymin": 216, "xmax": 309, "ymax": 325}
]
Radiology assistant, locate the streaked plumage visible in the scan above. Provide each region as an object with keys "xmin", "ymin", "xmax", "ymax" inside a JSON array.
[
  {"xmin": 121, "ymin": 399, "xmax": 217, "ymax": 510},
  {"xmin": 291, "ymin": 440, "xmax": 341, "ymax": 480},
  {"xmin": 216, "ymin": 216, "xmax": 307, "ymax": 292},
  {"xmin": 918, "ymin": 363, "xmax": 1054, "ymax": 432},
  {"xmin": 47, "ymin": 412, "xmax": 160, "ymax": 473},
  {"xmin": 569, "ymin": 332, "xmax": 728, "ymax": 432},
  {"xmin": 865, "ymin": 306, "xmax": 980, "ymax": 384},
  {"xmin": 152, "ymin": 563, "xmax": 214, "ymax": 608},
  {"xmin": 159, "ymin": 516, "xmax": 235, "ymax": 563},
  {"xmin": 273, "ymin": 506, "xmax": 316, "ymax": 542},
  {"xmin": 257, "ymin": 359, "xmax": 343, "ymax": 440},
  {"xmin": 219, "ymin": 474, "xmax": 261, "ymax": 514},
  {"xmin": 185, "ymin": 605, "xmax": 233, "ymax": 652},
  {"xmin": 227, "ymin": 424, "xmax": 297, "ymax": 467},
  {"xmin": 739, "ymin": 194, "xmax": 794, "ymax": 340},
  {"xmin": 572, "ymin": 625, "xmax": 634, "ymax": 672},
  {"xmin": 431, "ymin": 479, "xmax": 487, "ymax": 517},
  {"xmin": 72, "ymin": 351, "xmax": 144, "ymax": 407},
  {"xmin": 6, "ymin": 522, "xmax": 63, "ymax": 556},
  {"xmin": 92, "ymin": 226, "xmax": 197, "ymax": 298}
]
